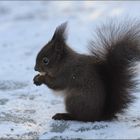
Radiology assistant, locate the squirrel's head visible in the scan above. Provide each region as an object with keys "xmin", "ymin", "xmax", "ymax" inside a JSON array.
[{"xmin": 34, "ymin": 22, "xmax": 69, "ymax": 77}]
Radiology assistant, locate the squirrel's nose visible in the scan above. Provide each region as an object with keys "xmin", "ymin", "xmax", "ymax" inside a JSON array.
[{"xmin": 34, "ymin": 66, "xmax": 39, "ymax": 71}]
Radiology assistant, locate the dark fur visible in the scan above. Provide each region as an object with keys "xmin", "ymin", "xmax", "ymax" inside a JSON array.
[{"xmin": 33, "ymin": 21, "xmax": 140, "ymax": 122}]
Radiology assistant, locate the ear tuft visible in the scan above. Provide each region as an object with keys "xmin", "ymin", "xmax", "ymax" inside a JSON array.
[{"xmin": 52, "ymin": 22, "xmax": 68, "ymax": 42}]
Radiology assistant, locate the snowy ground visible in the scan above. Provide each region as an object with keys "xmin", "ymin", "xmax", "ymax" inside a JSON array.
[{"xmin": 0, "ymin": 1, "xmax": 140, "ymax": 139}]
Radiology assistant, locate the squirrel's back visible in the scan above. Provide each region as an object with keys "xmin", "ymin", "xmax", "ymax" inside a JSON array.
[{"xmin": 90, "ymin": 20, "xmax": 140, "ymax": 120}]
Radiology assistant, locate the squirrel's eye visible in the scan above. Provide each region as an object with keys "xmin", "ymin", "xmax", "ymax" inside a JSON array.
[{"xmin": 42, "ymin": 57, "xmax": 49, "ymax": 65}]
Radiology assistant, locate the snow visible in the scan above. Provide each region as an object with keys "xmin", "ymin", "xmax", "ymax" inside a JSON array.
[{"xmin": 0, "ymin": 1, "xmax": 140, "ymax": 139}]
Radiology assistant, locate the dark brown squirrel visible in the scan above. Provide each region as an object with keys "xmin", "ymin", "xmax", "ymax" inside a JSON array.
[{"xmin": 33, "ymin": 21, "xmax": 140, "ymax": 122}]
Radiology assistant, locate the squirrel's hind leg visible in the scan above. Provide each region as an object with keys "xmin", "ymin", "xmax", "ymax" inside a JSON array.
[{"xmin": 52, "ymin": 113, "xmax": 76, "ymax": 121}]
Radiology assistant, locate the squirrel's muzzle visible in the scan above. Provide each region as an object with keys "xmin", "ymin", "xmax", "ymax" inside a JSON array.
[{"xmin": 34, "ymin": 66, "xmax": 39, "ymax": 71}]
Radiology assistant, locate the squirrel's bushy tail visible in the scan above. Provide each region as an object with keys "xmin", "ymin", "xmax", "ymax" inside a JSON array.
[{"xmin": 90, "ymin": 20, "xmax": 140, "ymax": 120}]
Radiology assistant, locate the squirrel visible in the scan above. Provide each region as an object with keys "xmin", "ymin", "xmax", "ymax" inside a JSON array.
[{"xmin": 33, "ymin": 20, "xmax": 140, "ymax": 122}]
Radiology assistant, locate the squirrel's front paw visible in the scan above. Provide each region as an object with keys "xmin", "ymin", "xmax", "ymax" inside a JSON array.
[{"xmin": 33, "ymin": 74, "xmax": 44, "ymax": 86}]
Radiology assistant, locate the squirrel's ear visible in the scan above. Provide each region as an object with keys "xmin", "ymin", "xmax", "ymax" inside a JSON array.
[{"xmin": 51, "ymin": 22, "xmax": 68, "ymax": 43}]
